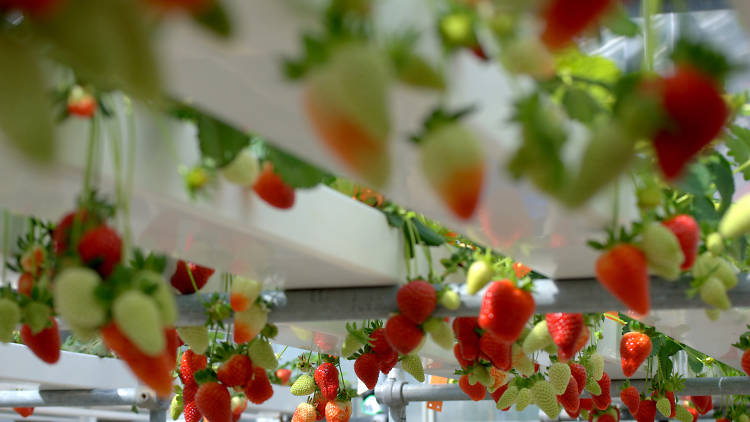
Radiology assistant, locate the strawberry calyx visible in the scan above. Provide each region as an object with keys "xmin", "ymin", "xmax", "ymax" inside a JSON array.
[
  {"xmin": 193, "ymin": 368, "xmax": 218, "ymax": 385},
  {"xmin": 409, "ymin": 106, "xmax": 476, "ymax": 145},
  {"xmin": 670, "ymin": 39, "xmax": 734, "ymax": 86}
]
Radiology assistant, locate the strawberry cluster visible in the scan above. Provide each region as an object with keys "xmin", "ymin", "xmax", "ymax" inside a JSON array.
[{"xmin": 289, "ymin": 355, "xmax": 352, "ymax": 422}]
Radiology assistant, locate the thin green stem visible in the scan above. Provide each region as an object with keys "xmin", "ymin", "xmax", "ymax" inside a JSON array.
[
  {"xmin": 82, "ymin": 115, "xmax": 99, "ymax": 195},
  {"xmin": 1, "ymin": 210, "xmax": 8, "ymax": 286}
]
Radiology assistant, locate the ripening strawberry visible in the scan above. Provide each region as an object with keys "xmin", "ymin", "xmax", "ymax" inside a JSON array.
[
  {"xmin": 640, "ymin": 222, "xmax": 684, "ymax": 280},
  {"xmin": 0, "ymin": 298, "xmax": 21, "ymax": 342},
  {"xmin": 100, "ymin": 322, "xmax": 173, "ymax": 397},
  {"xmin": 459, "ymin": 375, "xmax": 487, "ymax": 401},
  {"xmin": 325, "ymin": 400, "xmax": 352, "ymax": 422},
  {"xmin": 540, "ymin": 0, "xmax": 616, "ymax": 50},
  {"xmin": 67, "ymin": 87, "xmax": 97, "ymax": 118},
  {"xmin": 385, "ymin": 314, "xmax": 424, "ymax": 354},
  {"xmin": 396, "ymin": 280, "xmax": 437, "ymax": 325},
  {"xmin": 652, "ymin": 65, "xmax": 728, "ymax": 181},
  {"xmin": 355, "ymin": 353, "xmax": 380, "ymax": 389},
  {"xmin": 230, "ymin": 276, "xmax": 262, "ymax": 312},
  {"xmin": 77, "ymin": 225, "xmax": 122, "ymax": 278},
  {"xmin": 315, "ymin": 362, "xmax": 339, "ymax": 401},
  {"xmin": 113, "ymin": 290, "xmax": 165, "ymax": 356},
  {"xmin": 276, "ymin": 368, "xmax": 292, "ymax": 385},
  {"xmin": 421, "ymin": 122, "xmax": 485, "ymax": 219},
  {"xmin": 595, "ymin": 244, "xmax": 650, "ymax": 315},
  {"xmin": 479, "ymin": 331, "xmax": 512, "ymax": 371},
  {"xmin": 292, "ymin": 402, "xmax": 317, "ymax": 422},
  {"xmin": 620, "ymin": 332, "xmax": 651, "ymax": 377},
  {"xmin": 20, "ymin": 244, "xmax": 46, "ymax": 276},
  {"xmin": 244, "ymin": 366, "xmax": 274, "ymax": 404},
  {"xmin": 478, "ymin": 280, "xmax": 535, "ymax": 342},
  {"xmin": 620, "ymin": 386, "xmax": 640, "ymax": 415},
  {"xmin": 304, "ymin": 43, "xmax": 391, "ymax": 188},
  {"xmin": 21, "ymin": 317, "xmax": 60, "ymax": 364},
  {"xmin": 546, "ymin": 313, "xmax": 584, "ymax": 361},
  {"xmin": 170, "ymin": 260, "xmax": 214, "ymax": 294},
  {"xmin": 231, "ymin": 396, "xmax": 247, "ymax": 422},
  {"xmin": 662, "ymin": 215, "xmax": 699, "ymax": 270},
  {"xmin": 253, "ymin": 162, "xmax": 296, "ymax": 209},
  {"xmin": 217, "ymin": 354, "xmax": 253, "ymax": 387},
  {"xmin": 53, "ymin": 267, "xmax": 106, "ymax": 329},
  {"xmin": 234, "ymin": 303, "xmax": 268, "ymax": 344}
]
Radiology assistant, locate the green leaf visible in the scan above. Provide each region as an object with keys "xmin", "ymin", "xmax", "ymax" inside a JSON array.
[
  {"xmin": 604, "ymin": 6, "xmax": 640, "ymax": 37},
  {"xmin": 677, "ymin": 162, "xmax": 712, "ymax": 197},
  {"xmin": 193, "ymin": 1, "xmax": 233, "ymax": 38},
  {"xmin": 561, "ymin": 88, "xmax": 603, "ymax": 123},
  {"xmin": 688, "ymin": 355, "xmax": 704, "ymax": 374},
  {"xmin": 725, "ymin": 125, "xmax": 750, "ymax": 180},
  {"xmin": 706, "ymin": 154, "xmax": 735, "ymax": 216},
  {"xmin": 412, "ymin": 219, "xmax": 445, "ymax": 246},
  {"xmin": 264, "ymin": 144, "xmax": 332, "ymax": 189},
  {"xmin": 196, "ymin": 114, "xmax": 251, "ymax": 168},
  {"xmin": 0, "ymin": 35, "xmax": 54, "ymax": 161},
  {"xmin": 32, "ymin": 0, "xmax": 160, "ymax": 100},
  {"xmin": 671, "ymin": 38, "xmax": 733, "ymax": 84}
]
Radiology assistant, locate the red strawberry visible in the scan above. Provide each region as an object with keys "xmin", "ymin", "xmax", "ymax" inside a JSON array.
[
  {"xmin": 396, "ymin": 280, "xmax": 437, "ymax": 324},
  {"xmin": 453, "ymin": 317, "xmax": 480, "ymax": 362},
  {"xmin": 491, "ymin": 383, "xmax": 509, "ymax": 403},
  {"xmin": 20, "ymin": 318, "xmax": 60, "ymax": 364},
  {"xmin": 253, "ymin": 163, "xmax": 295, "ymax": 209},
  {"xmin": 687, "ymin": 406, "xmax": 699, "ymax": 422},
  {"xmin": 662, "ymin": 215, "xmax": 699, "ymax": 270},
  {"xmin": 652, "ymin": 65, "xmax": 728, "ymax": 181},
  {"xmin": 540, "ymin": 0, "xmax": 616, "ymax": 50},
  {"xmin": 636, "ymin": 399, "xmax": 657, "ymax": 422},
  {"xmin": 454, "ymin": 343, "xmax": 474, "ymax": 368},
  {"xmin": 184, "ymin": 401, "xmax": 202, "ymax": 422},
  {"xmin": 314, "ymin": 394, "xmax": 326, "ymax": 421},
  {"xmin": 67, "ymin": 92, "xmax": 97, "ymax": 118},
  {"xmin": 217, "ymin": 354, "xmax": 253, "ymax": 387},
  {"xmin": 592, "ymin": 372, "xmax": 611, "ymax": 410},
  {"xmin": 620, "ymin": 332, "xmax": 652, "ymax": 377},
  {"xmin": 369, "ymin": 327, "xmax": 391, "ymax": 356},
  {"xmin": 557, "ymin": 376, "xmax": 580, "ymax": 414},
  {"xmin": 690, "ymin": 395, "xmax": 712, "ymax": 415},
  {"xmin": 196, "ymin": 382, "xmax": 231, "ymax": 422},
  {"xmin": 18, "ymin": 273, "xmax": 34, "ymax": 297},
  {"xmin": 378, "ymin": 349, "xmax": 399, "ymax": 374},
  {"xmin": 53, "ymin": 209, "xmax": 89, "ymax": 254},
  {"xmin": 13, "ymin": 407, "xmax": 34, "ymax": 417},
  {"xmin": 384, "ymin": 314, "xmax": 424, "ymax": 354},
  {"xmin": 569, "ymin": 362, "xmax": 587, "ymax": 395},
  {"xmin": 595, "ymin": 244, "xmax": 650, "ymax": 315},
  {"xmin": 183, "ymin": 383, "xmax": 198, "ymax": 403},
  {"xmin": 478, "ymin": 280, "xmax": 535, "ymax": 342},
  {"xmin": 478, "ymin": 332, "xmax": 512, "ymax": 371},
  {"xmin": 303, "ymin": 44, "xmax": 391, "ymax": 188},
  {"xmin": 580, "ymin": 398, "xmax": 594, "ymax": 411},
  {"xmin": 620, "ymin": 386, "xmax": 640, "ymax": 415},
  {"xmin": 76, "ymin": 225, "xmax": 122, "ymax": 278},
  {"xmin": 170, "ymin": 260, "xmax": 215, "ymax": 294},
  {"xmin": 571, "ymin": 325, "xmax": 590, "ymax": 358},
  {"xmin": 314, "ymin": 362, "xmax": 340, "ymax": 401},
  {"xmin": 276, "ymin": 368, "xmax": 292, "ymax": 385},
  {"xmin": 598, "ymin": 414, "xmax": 616, "ymax": 422},
  {"xmin": 458, "ymin": 374, "xmax": 486, "ymax": 401},
  {"xmin": 742, "ymin": 349, "xmax": 750, "ymax": 376},
  {"xmin": 354, "ymin": 353, "xmax": 380, "ymax": 389},
  {"xmin": 546, "ymin": 313, "xmax": 584, "ymax": 361},
  {"xmin": 180, "ymin": 349, "xmax": 208, "ymax": 385},
  {"xmin": 165, "ymin": 327, "xmax": 180, "ymax": 365},
  {"xmin": 100, "ymin": 322, "xmax": 173, "ymax": 397},
  {"xmin": 244, "ymin": 366, "xmax": 274, "ymax": 404},
  {"xmin": 421, "ymin": 122, "xmax": 485, "ymax": 219}
]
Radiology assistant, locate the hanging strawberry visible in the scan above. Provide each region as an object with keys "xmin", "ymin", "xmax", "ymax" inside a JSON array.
[
  {"xmin": 478, "ymin": 279, "xmax": 535, "ymax": 342},
  {"xmin": 595, "ymin": 243, "xmax": 650, "ymax": 315},
  {"xmin": 253, "ymin": 163, "xmax": 296, "ymax": 209},
  {"xmin": 661, "ymin": 215, "xmax": 699, "ymax": 270},
  {"xmin": 620, "ymin": 331, "xmax": 651, "ymax": 377},
  {"xmin": 539, "ymin": 0, "xmax": 617, "ymax": 51},
  {"xmin": 545, "ymin": 313, "xmax": 584, "ymax": 362},
  {"xmin": 66, "ymin": 86, "xmax": 97, "ymax": 118}
]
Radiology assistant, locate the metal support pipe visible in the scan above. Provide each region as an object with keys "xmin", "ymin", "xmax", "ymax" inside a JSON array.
[
  {"xmin": 375, "ymin": 377, "xmax": 750, "ymax": 408},
  {"xmin": 0, "ymin": 388, "xmax": 163, "ymax": 409},
  {"xmin": 176, "ymin": 275, "xmax": 750, "ymax": 325}
]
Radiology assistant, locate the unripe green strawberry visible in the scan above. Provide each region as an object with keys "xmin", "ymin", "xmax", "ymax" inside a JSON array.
[
  {"xmin": 234, "ymin": 303, "xmax": 268, "ymax": 344},
  {"xmin": 304, "ymin": 43, "xmax": 391, "ymax": 188},
  {"xmin": 719, "ymin": 194, "xmax": 750, "ymax": 238},
  {"xmin": 497, "ymin": 385, "xmax": 519, "ymax": 409},
  {"xmin": 707, "ymin": 233, "xmax": 724, "ymax": 255},
  {"xmin": 0, "ymin": 298, "xmax": 20, "ymax": 342},
  {"xmin": 440, "ymin": 289, "xmax": 461, "ymax": 310},
  {"xmin": 700, "ymin": 277, "xmax": 731, "ymax": 310},
  {"xmin": 511, "ymin": 343, "xmax": 534, "ymax": 376},
  {"xmin": 705, "ymin": 307, "xmax": 721, "ymax": 321},
  {"xmin": 532, "ymin": 380, "xmax": 559, "ymax": 419},
  {"xmin": 548, "ymin": 362, "xmax": 571, "ymax": 395},
  {"xmin": 401, "ymin": 354, "xmax": 425, "ymax": 382},
  {"xmin": 590, "ymin": 353, "xmax": 604, "ymax": 381},
  {"xmin": 341, "ymin": 332, "xmax": 363, "ymax": 358},
  {"xmin": 24, "ymin": 302, "xmax": 51, "ymax": 334},
  {"xmin": 471, "ymin": 364, "xmax": 492, "ymax": 387},
  {"xmin": 169, "ymin": 394, "xmax": 182, "ymax": 420},
  {"xmin": 222, "ymin": 148, "xmax": 259, "ymax": 186},
  {"xmin": 230, "ymin": 276, "xmax": 262, "ymax": 312},
  {"xmin": 135, "ymin": 271, "xmax": 177, "ymax": 326},
  {"xmin": 739, "ymin": 414, "xmax": 749, "ymax": 422},
  {"xmin": 423, "ymin": 317, "xmax": 454, "ymax": 349},
  {"xmin": 693, "ymin": 253, "xmax": 737, "ymax": 290},
  {"xmin": 656, "ymin": 397, "xmax": 671, "ymax": 418},
  {"xmin": 523, "ymin": 320, "xmax": 553, "ymax": 354},
  {"xmin": 54, "ymin": 267, "xmax": 106, "ymax": 329},
  {"xmin": 585, "ymin": 376, "xmax": 601, "ymax": 395},
  {"xmin": 675, "ymin": 404, "xmax": 693, "ymax": 422},
  {"xmin": 515, "ymin": 388, "xmax": 531, "ymax": 411},
  {"xmin": 466, "ymin": 260, "xmax": 493, "ymax": 295},
  {"xmin": 249, "ymin": 339, "xmax": 277, "ymax": 369},
  {"xmin": 290, "ymin": 374, "xmax": 316, "ymax": 396},
  {"xmin": 113, "ymin": 290, "xmax": 165, "ymax": 356},
  {"xmin": 640, "ymin": 222, "xmax": 684, "ymax": 281},
  {"xmin": 177, "ymin": 325, "xmax": 209, "ymax": 354}
]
